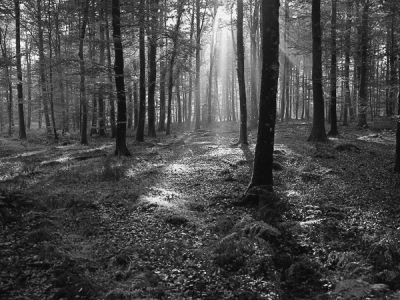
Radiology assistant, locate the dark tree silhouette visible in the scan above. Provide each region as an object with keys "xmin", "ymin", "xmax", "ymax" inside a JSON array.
[
  {"xmin": 14, "ymin": 0, "xmax": 26, "ymax": 139},
  {"xmin": 236, "ymin": 0, "xmax": 248, "ymax": 145},
  {"xmin": 112, "ymin": 0, "xmax": 130, "ymax": 156},
  {"xmin": 308, "ymin": 0, "xmax": 327, "ymax": 142},
  {"xmin": 248, "ymin": 0, "xmax": 280, "ymax": 190},
  {"xmin": 147, "ymin": 0, "xmax": 159, "ymax": 137},
  {"xmin": 78, "ymin": 0, "xmax": 89, "ymax": 145},
  {"xmin": 328, "ymin": 0, "xmax": 338, "ymax": 136},
  {"xmin": 357, "ymin": 0, "xmax": 369, "ymax": 128},
  {"xmin": 136, "ymin": 0, "xmax": 146, "ymax": 142}
]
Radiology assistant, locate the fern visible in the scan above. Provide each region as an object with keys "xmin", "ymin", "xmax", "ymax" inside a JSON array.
[{"xmin": 332, "ymin": 279, "xmax": 372, "ymax": 299}]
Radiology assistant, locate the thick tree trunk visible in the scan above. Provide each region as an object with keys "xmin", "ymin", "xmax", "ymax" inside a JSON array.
[
  {"xmin": 112, "ymin": 0, "xmax": 130, "ymax": 155},
  {"xmin": 236, "ymin": 0, "xmax": 248, "ymax": 145},
  {"xmin": 308, "ymin": 0, "xmax": 327, "ymax": 142},
  {"xmin": 328, "ymin": 0, "xmax": 338, "ymax": 136},
  {"xmin": 15, "ymin": 0, "xmax": 26, "ymax": 139},
  {"xmin": 249, "ymin": 0, "xmax": 280, "ymax": 189}
]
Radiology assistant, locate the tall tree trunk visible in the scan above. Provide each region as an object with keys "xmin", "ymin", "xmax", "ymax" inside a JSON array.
[
  {"xmin": 105, "ymin": 4, "xmax": 116, "ymax": 138},
  {"xmin": 194, "ymin": 0, "xmax": 202, "ymax": 130},
  {"xmin": 26, "ymin": 39, "xmax": 32, "ymax": 129},
  {"xmin": 328, "ymin": 0, "xmax": 338, "ymax": 136},
  {"xmin": 357, "ymin": 0, "xmax": 369, "ymax": 128},
  {"xmin": 249, "ymin": 0, "xmax": 259, "ymax": 123},
  {"xmin": 112, "ymin": 0, "xmax": 130, "ymax": 155},
  {"xmin": 79, "ymin": 0, "xmax": 89, "ymax": 145},
  {"xmin": 98, "ymin": 2, "xmax": 106, "ymax": 136},
  {"xmin": 133, "ymin": 80, "xmax": 139, "ymax": 129},
  {"xmin": 343, "ymin": 1, "xmax": 352, "ymax": 126},
  {"xmin": 177, "ymin": 73, "xmax": 182, "ymax": 123},
  {"xmin": 136, "ymin": 0, "xmax": 146, "ymax": 142},
  {"xmin": 37, "ymin": 0, "xmax": 51, "ymax": 135},
  {"xmin": 147, "ymin": 0, "xmax": 159, "ymax": 137},
  {"xmin": 236, "ymin": 0, "xmax": 248, "ymax": 145},
  {"xmin": 166, "ymin": 2, "xmax": 184, "ymax": 135},
  {"xmin": 127, "ymin": 82, "xmax": 133, "ymax": 129},
  {"xmin": 248, "ymin": 0, "xmax": 280, "ymax": 190},
  {"xmin": 47, "ymin": 3, "xmax": 58, "ymax": 141},
  {"xmin": 158, "ymin": 59, "xmax": 166, "ymax": 131},
  {"xmin": 14, "ymin": 0, "xmax": 26, "ymax": 139},
  {"xmin": 395, "ymin": 63, "xmax": 400, "ymax": 172},
  {"xmin": 308, "ymin": 0, "xmax": 327, "ymax": 142}
]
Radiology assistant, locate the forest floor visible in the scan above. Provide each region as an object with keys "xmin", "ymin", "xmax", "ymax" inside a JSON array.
[{"xmin": 1, "ymin": 121, "xmax": 400, "ymax": 299}]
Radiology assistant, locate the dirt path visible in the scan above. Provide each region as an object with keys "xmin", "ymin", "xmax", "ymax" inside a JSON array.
[{"xmin": 1, "ymin": 123, "xmax": 400, "ymax": 299}]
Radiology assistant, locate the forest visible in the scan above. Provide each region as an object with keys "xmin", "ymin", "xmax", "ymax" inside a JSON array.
[{"xmin": 1, "ymin": 0, "xmax": 400, "ymax": 299}]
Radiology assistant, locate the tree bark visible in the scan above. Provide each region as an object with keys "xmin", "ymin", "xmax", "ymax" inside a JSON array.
[
  {"xmin": 328, "ymin": 0, "xmax": 338, "ymax": 136},
  {"xmin": 236, "ymin": 0, "xmax": 248, "ymax": 145},
  {"xmin": 105, "ymin": 4, "xmax": 116, "ymax": 138},
  {"xmin": 112, "ymin": 0, "xmax": 130, "ymax": 155},
  {"xmin": 136, "ymin": 0, "xmax": 146, "ymax": 142},
  {"xmin": 37, "ymin": 0, "xmax": 51, "ymax": 136},
  {"xmin": 343, "ymin": 1, "xmax": 352, "ymax": 126},
  {"xmin": 308, "ymin": 0, "xmax": 327, "ymax": 142},
  {"xmin": 14, "ymin": 0, "xmax": 26, "ymax": 139},
  {"xmin": 147, "ymin": 0, "xmax": 159, "ymax": 137},
  {"xmin": 194, "ymin": 0, "xmax": 202, "ymax": 130},
  {"xmin": 166, "ymin": 2, "xmax": 184, "ymax": 135},
  {"xmin": 98, "ymin": 2, "xmax": 106, "ymax": 136},
  {"xmin": 79, "ymin": 0, "xmax": 89, "ymax": 145},
  {"xmin": 249, "ymin": 0, "xmax": 280, "ymax": 189},
  {"xmin": 357, "ymin": 0, "xmax": 369, "ymax": 128}
]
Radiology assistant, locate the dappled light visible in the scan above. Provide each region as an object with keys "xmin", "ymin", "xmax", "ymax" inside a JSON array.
[{"xmin": 1, "ymin": 0, "xmax": 400, "ymax": 298}]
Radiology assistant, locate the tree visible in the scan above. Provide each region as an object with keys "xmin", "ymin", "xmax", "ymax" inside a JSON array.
[
  {"xmin": 308, "ymin": 0, "xmax": 327, "ymax": 142},
  {"xmin": 328, "ymin": 0, "xmax": 338, "ymax": 136},
  {"xmin": 166, "ymin": 1, "xmax": 185, "ymax": 135},
  {"xmin": 112, "ymin": 0, "xmax": 131, "ymax": 156},
  {"xmin": 357, "ymin": 0, "xmax": 369, "ymax": 128},
  {"xmin": 37, "ymin": 0, "xmax": 51, "ymax": 137},
  {"xmin": 194, "ymin": 0, "xmax": 202, "ymax": 130},
  {"xmin": 14, "ymin": 0, "xmax": 26, "ymax": 139},
  {"xmin": 236, "ymin": 0, "xmax": 248, "ymax": 145},
  {"xmin": 342, "ymin": 1, "xmax": 352, "ymax": 126},
  {"xmin": 79, "ymin": 0, "xmax": 89, "ymax": 145},
  {"xmin": 147, "ymin": 0, "xmax": 159, "ymax": 137},
  {"xmin": 136, "ymin": 0, "xmax": 146, "ymax": 142},
  {"xmin": 248, "ymin": 0, "xmax": 280, "ymax": 190}
]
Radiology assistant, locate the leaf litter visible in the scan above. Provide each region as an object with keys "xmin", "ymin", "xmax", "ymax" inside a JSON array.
[{"xmin": 0, "ymin": 122, "xmax": 400, "ymax": 299}]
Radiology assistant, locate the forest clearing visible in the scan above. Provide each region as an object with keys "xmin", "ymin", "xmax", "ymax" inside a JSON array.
[{"xmin": 1, "ymin": 122, "xmax": 400, "ymax": 299}]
